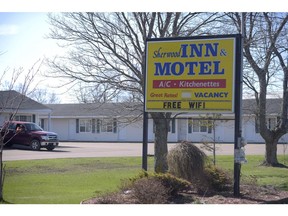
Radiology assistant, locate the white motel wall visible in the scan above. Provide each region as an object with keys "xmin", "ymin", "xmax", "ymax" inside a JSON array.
[
  {"xmin": 40, "ymin": 112, "xmax": 288, "ymax": 144},
  {"xmin": 46, "ymin": 118, "xmax": 145, "ymax": 142}
]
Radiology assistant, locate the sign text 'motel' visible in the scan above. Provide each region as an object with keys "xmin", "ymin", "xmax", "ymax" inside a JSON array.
[{"xmin": 145, "ymin": 36, "xmax": 236, "ymax": 113}]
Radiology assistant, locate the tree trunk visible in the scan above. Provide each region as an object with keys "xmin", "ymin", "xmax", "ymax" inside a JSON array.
[
  {"xmin": 261, "ymin": 125, "xmax": 286, "ymax": 166},
  {"xmin": 0, "ymin": 151, "xmax": 3, "ymax": 201},
  {"xmin": 263, "ymin": 138, "xmax": 279, "ymax": 166},
  {"xmin": 151, "ymin": 113, "xmax": 170, "ymax": 173}
]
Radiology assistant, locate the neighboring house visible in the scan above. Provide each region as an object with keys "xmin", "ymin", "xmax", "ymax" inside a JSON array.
[
  {"xmin": 0, "ymin": 90, "xmax": 52, "ymax": 128},
  {"xmin": 40, "ymin": 98, "xmax": 288, "ymax": 144}
]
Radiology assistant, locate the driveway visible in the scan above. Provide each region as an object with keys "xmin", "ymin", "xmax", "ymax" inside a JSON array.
[{"xmin": 2, "ymin": 142, "xmax": 287, "ymax": 161}]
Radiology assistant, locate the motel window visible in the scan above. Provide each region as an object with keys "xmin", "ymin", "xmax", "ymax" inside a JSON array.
[
  {"xmin": 76, "ymin": 118, "xmax": 116, "ymax": 133},
  {"xmin": 14, "ymin": 115, "xmax": 32, "ymax": 122},
  {"xmin": 188, "ymin": 119, "xmax": 211, "ymax": 133},
  {"xmin": 101, "ymin": 118, "xmax": 117, "ymax": 133},
  {"xmin": 96, "ymin": 119, "xmax": 100, "ymax": 133},
  {"xmin": 193, "ymin": 120, "xmax": 202, "ymax": 132},
  {"xmin": 79, "ymin": 119, "xmax": 92, "ymax": 133}
]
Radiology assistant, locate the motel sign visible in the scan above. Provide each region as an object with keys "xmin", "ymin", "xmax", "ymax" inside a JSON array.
[{"xmin": 145, "ymin": 35, "xmax": 238, "ymax": 113}]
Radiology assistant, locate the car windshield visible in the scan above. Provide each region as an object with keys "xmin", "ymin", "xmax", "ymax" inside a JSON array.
[{"xmin": 25, "ymin": 123, "xmax": 43, "ymax": 131}]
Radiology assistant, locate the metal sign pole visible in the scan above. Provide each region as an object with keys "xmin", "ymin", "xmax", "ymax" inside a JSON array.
[
  {"xmin": 142, "ymin": 44, "xmax": 148, "ymax": 171},
  {"xmin": 142, "ymin": 111, "xmax": 148, "ymax": 171},
  {"xmin": 234, "ymin": 20, "xmax": 244, "ymax": 196}
]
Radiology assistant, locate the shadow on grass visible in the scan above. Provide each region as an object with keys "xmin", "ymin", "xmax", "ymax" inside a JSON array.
[
  {"xmin": 276, "ymin": 163, "xmax": 288, "ymax": 168},
  {"xmin": 259, "ymin": 161, "xmax": 288, "ymax": 169}
]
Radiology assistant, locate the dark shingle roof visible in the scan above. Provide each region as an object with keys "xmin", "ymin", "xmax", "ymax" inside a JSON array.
[
  {"xmin": 47, "ymin": 102, "xmax": 143, "ymax": 118},
  {"xmin": 0, "ymin": 90, "xmax": 51, "ymax": 111},
  {"xmin": 242, "ymin": 98, "xmax": 283, "ymax": 115},
  {"xmin": 46, "ymin": 98, "xmax": 284, "ymax": 118}
]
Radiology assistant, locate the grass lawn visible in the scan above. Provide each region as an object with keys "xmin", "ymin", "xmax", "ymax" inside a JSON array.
[
  {"xmin": 3, "ymin": 157, "xmax": 154, "ymax": 204},
  {"xmin": 2, "ymin": 155, "xmax": 288, "ymax": 204},
  {"xmin": 214, "ymin": 155, "xmax": 288, "ymax": 190}
]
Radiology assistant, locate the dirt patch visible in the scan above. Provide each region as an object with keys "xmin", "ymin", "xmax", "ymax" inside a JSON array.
[
  {"xmin": 82, "ymin": 184, "xmax": 288, "ymax": 204},
  {"xmin": 188, "ymin": 185, "xmax": 288, "ymax": 204}
]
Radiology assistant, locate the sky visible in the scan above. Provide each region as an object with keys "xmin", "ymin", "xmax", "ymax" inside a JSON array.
[
  {"xmin": 0, "ymin": 1, "xmax": 286, "ymax": 104},
  {"xmin": 0, "ymin": 12, "xmax": 71, "ymax": 102},
  {"xmin": 0, "ymin": 13, "xmax": 55, "ymax": 69}
]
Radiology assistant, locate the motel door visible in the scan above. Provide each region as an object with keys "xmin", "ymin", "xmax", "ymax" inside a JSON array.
[{"xmin": 177, "ymin": 119, "xmax": 187, "ymax": 141}]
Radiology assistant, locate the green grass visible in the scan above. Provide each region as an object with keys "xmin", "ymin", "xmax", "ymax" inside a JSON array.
[
  {"xmin": 2, "ymin": 155, "xmax": 288, "ymax": 204},
  {"xmin": 214, "ymin": 155, "xmax": 288, "ymax": 190},
  {"xmin": 3, "ymin": 157, "xmax": 154, "ymax": 204}
]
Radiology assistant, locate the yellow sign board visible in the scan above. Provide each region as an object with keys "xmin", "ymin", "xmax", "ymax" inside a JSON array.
[{"xmin": 145, "ymin": 36, "xmax": 237, "ymax": 113}]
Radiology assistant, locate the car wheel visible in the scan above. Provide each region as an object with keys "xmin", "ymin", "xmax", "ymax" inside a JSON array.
[
  {"xmin": 31, "ymin": 139, "xmax": 41, "ymax": 151},
  {"xmin": 46, "ymin": 146, "xmax": 55, "ymax": 151}
]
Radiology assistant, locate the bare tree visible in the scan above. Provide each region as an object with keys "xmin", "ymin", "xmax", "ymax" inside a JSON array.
[
  {"xmin": 0, "ymin": 61, "xmax": 41, "ymax": 202},
  {"xmin": 227, "ymin": 12, "xmax": 288, "ymax": 166},
  {"xmin": 46, "ymin": 12, "xmax": 222, "ymax": 172},
  {"xmin": 28, "ymin": 88, "xmax": 61, "ymax": 104},
  {"xmin": 198, "ymin": 113, "xmax": 223, "ymax": 165},
  {"xmin": 72, "ymin": 82, "xmax": 120, "ymax": 103}
]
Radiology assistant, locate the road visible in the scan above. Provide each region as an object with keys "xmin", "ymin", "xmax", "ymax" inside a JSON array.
[{"xmin": 2, "ymin": 142, "xmax": 288, "ymax": 161}]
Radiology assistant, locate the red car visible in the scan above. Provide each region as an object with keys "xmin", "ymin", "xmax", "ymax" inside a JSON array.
[{"xmin": 1, "ymin": 121, "xmax": 59, "ymax": 151}]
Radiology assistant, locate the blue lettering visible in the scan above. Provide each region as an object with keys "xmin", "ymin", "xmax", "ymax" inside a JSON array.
[
  {"xmin": 171, "ymin": 62, "xmax": 184, "ymax": 76},
  {"xmin": 190, "ymin": 44, "xmax": 203, "ymax": 57},
  {"xmin": 213, "ymin": 61, "xmax": 224, "ymax": 74},
  {"xmin": 180, "ymin": 44, "xmax": 188, "ymax": 58},
  {"xmin": 154, "ymin": 61, "xmax": 224, "ymax": 76},
  {"xmin": 194, "ymin": 92, "xmax": 229, "ymax": 98},
  {"xmin": 180, "ymin": 43, "xmax": 219, "ymax": 58},
  {"xmin": 185, "ymin": 62, "xmax": 197, "ymax": 75},
  {"xmin": 153, "ymin": 47, "xmax": 162, "ymax": 58},
  {"xmin": 204, "ymin": 43, "xmax": 218, "ymax": 57},
  {"xmin": 154, "ymin": 62, "xmax": 171, "ymax": 76},
  {"xmin": 199, "ymin": 61, "xmax": 212, "ymax": 75}
]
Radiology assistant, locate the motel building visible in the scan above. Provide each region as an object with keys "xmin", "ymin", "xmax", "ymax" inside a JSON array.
[
  {"xmin": 1, "ymin": 91, "xmax": 287, "ymax": 145},
  {"xmin": 39, "ymin": 99, "xmax": 288, "ymax": 144}
]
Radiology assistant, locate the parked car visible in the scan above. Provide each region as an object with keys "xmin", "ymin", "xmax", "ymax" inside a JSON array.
[{"xmin": 1, "ymin": 121, "xmax": 59, "ymax": 151}]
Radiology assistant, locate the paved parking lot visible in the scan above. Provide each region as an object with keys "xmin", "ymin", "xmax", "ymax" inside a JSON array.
[{"xmin": 2, "ymin": 142, "xmax": 287, "ymax": 161}]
